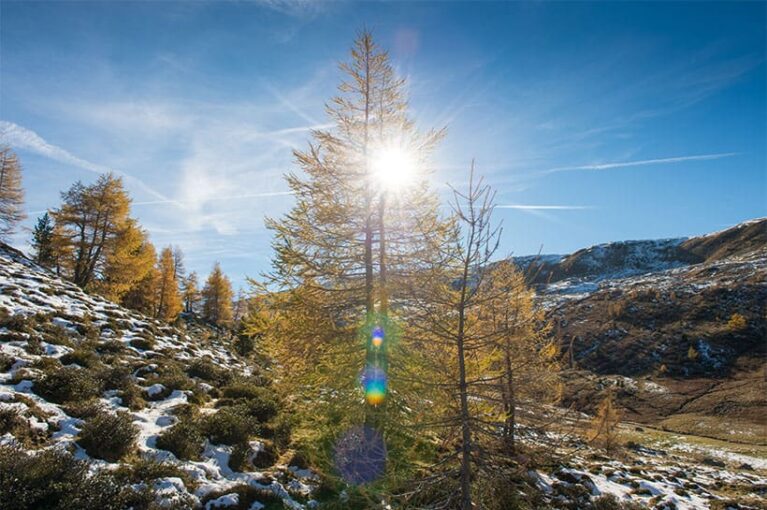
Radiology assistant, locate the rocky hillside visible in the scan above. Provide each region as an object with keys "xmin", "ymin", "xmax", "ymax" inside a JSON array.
[
  {"xmin": 0, "ymin": 243, "xmax": 318, "ymax": 509},
  {"xmin": 528, "ymin": 219, "xmax": 767, "ymax": 443}
]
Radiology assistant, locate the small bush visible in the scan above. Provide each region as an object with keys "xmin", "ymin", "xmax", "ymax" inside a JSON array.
[
  {"xmin": 727, "ymin": 313, "xmax": 748, "ymax": 331},
  {"xmin": 0, "ymin": 407, "xmax": 48, "ymax": 448},
  {"xmin": 201, "ymin": 406, "xmax": 258, "ymax": 446},
  {"xmin": 96, "ymin": 339, "xmax": 126, "ymax": 354},
  {"xmin": 251, "ymin": 440, "xmax": 277, "ymax": 469},
  {"xmin": 234, "ymin": 335, "xmax": 256, "ymax": 357},
  {"xmin": 113, "ymin": 457, "xmax": 195, "ymax": 491},
  {"xmin": 60, "ymin": 348, "xmax": 100, "ymax": 368},
  {"xmin": 0, "ymin": 445, "xmax": 132, "ymax": 509},
  {"xmin": 75, "ymin": 315, "xmax": 100, "ymax": 341},
  {"xmin": 228, "ymin": 442, "xmax": 252, "ymax": 472},
  {"xmin": 26, "ymin": 337, "xmax": 44, "ymax": 355},
  {"xmin": 34, "ymin": 366, "xmax": 101, "ymax": 403},
  {"xmin": 0, "ymin": 353, "xmax": 15, "ymax": 372},
  {"xmin": 156, "ymin": 420, "xmax": 204, "ymax": 461},
  {"xmin": 220, "ymin": 382, "xmax": 279, "ymax": 423},
  {"xmin": 77, "ymin": 411, "xmax": 138, "ymax": 462},
  {"xmin": 130, "ymin": 337, "xmax": 155, "ymax": 351},
  {"xmin": 187, "ymin": 358, "xmax": 232, "ymax": 386},
  {"xmin": 119, "ymin": 382, "xmax": 147, "ymax": 411},
  {"xmin": 200, "ymin": 485, "xmax": 283, "ymax": 510},
  {"xmin": 99, "ymin": 366, "xmax": 132, "ymax": 391},
  {"xmin": 154, "ymin": 365, "xmax": 194, "ymax": 392},
  {"xmin": 63, "ymin": 399, "xmax": 104, "ymax": 420}
]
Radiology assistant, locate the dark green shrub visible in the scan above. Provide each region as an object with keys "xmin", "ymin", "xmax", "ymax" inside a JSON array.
[
  {"xmin": 77, "ymin": 411, "xmax": 138, "ymax": 462},
  {"xmin": 0, "ymin": 445, "xmax": 132, "ymax": 510},
  {"xmin": 63, "ymin": 399, "xmax": 104, "ymax": 420},
  {"xmin": 25, "ymin": 337, "xmax": 44, "ymax": 355},
  {"xmin": 34, "ymin": 366, "xmax": 101, "ymax": 403},
  {"xmin": 187, "ymin": 358, "xmax": 232, "ymax": 386},
  {"xmin": 234, "ymin": 334, "xmax": 256, "ymax": 357},
  {"xmin": 0, "ymin": 353, "xmax": 16, "ymax": 372},
  {"xmin": 201, "ymin": 406, "xmax": 258, "ymax": 446},
  {"xmin": 119, "ymin": 382, "xmax": 147, "ymax": 411},
  {"xmin": 220, "ymin": 382, "xmax": 279, "ymax": 423},
  {"xmin": 200, "ymin": 485, "xmax": 283, "ymax": 510},
  {"xmin": 156, "ymin": 420, "xmax": 204, "ymax": 461},
  {"xmin": 41, "ymin": 325, "xmax": 72, "ymax": 346},
  {"xmin": 0, "ymin": 408, "xmax": 48, "ymax": 448},
  {"xmin": 99, "ymin": 366, "xmax": 132, "ymax": 390},
  {"xmin": 251, "ymin": 440, "xmax": 277, "ymax": 469},
  {"xmin": 130, "ymin": 337, "xmax": 155, "ymax": 350},
  {"xmin": 75, "ymin": 315, "xmax": 100, "ymax": 341},
  {"xmin": 228, "ymin": 442, "xmax": 252, "ymax": 472},
  {"xmin": 113, "ymin": 457, "xmax": 195, "ymax": 491},
  {"xmin": 155, "ymin": 365, "xmax": 194, "ymax": 392},
  {"xmin": 265, "ymin": 413, "xmax": 293, "ymax": 450},
  {"xmin": 96, "ymin": 339, "xmax": 126, "ymax": 354},
  {"xmin": 60, "ymin": 348, "xmax": 100, "ymax": 368}
]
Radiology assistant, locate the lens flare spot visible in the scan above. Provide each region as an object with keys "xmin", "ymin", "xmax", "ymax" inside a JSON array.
[
  {"xmin": 333, "ymin": 425, "xmax": 387, "ymax": 485},
  {"xmin": 362, "ymin": 365, "xmax": 387, "ymax": 406}
]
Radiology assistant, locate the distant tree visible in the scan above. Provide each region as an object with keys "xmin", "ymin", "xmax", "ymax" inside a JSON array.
[
  {"xmin": 181, "ymin": 272, "xmax": 201, "ymax": 314},
  {"xmin": 0, "ymin": 145, "xmax": 26, "ymax": 241},
  {"xmin": 52, "ymin": 174, "xmax": 131, "ymax": 289},
  {"xmin": 121, "ymin": 248, "xmax": 160, "ymax": 317},
  {"xmin": 478, "ymin": 260, "xmax": 560, "ymax": 454},
  {"xmin": 156, "ymin": 246, "xmax": 183, "ymax": 322},
  {"xmin": 31, "ymin": 212, "xmax": 55, "ymax": 268},
  {"xmin": 687, "ymin": 344, "xmax": 699, "ymax": 361},
  {"xmin": 93, "ymin": 219, "xmax": 156, "ymax": 303},
  {"xmin": 727, "ymin": 313, "xmax": 747, "ymax": 331},
  {"xmin": 589, "ymin": 389, "xmax": 622, "ymax": 451},
  {"xmin": 172, "ymin": 246, "xmax": 185, "ymax": 282},
  {"xmin": 202, "ymin": 262, "xmax": 233, "ymax": 328}
]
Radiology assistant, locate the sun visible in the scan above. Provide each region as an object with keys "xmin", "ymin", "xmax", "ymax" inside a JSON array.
[{"xmin": 371, "ymin": 146, "xmax": 416, "ymax": 192}]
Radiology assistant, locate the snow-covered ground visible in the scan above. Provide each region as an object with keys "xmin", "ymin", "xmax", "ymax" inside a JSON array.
[{"xmin": 0, "ymin": 244, "xmax": 318, "ymax": 509}]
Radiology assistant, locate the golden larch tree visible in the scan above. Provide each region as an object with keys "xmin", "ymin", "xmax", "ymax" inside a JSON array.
[
  {"xmin": 0, "ymin": 146, "xmax": 26, "ymax": 241},
  {"xmin": 202, "ymin": 262, "xmax": 234, "ymax": 328}
]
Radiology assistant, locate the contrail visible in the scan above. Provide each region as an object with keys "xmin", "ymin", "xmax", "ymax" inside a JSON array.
[
  {"xmin": 0, "ymin": 120, "xmax": 177, "ymax": 205},
  {"xmin": 541, "ymin": 152, "xmax": 739, "ymax": 174}
]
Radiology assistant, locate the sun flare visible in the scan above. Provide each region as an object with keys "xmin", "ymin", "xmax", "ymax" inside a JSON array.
[{"xmin": 371, "ymin": 146, "xmax": 416, "ymax": 192}]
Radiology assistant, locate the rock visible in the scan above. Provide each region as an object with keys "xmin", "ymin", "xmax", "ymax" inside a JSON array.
[{"xmin": 702, "ymin": 457, "xmax": 725, "ymax": 468}]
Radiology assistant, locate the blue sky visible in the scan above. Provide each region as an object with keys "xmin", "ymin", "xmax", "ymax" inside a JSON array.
[{"xmin": 1, "ymin": 1, "xmax": 765, "ymax": 289}]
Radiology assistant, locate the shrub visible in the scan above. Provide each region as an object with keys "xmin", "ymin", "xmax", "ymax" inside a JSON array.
[
  {"xmin": 187, "ymin": 358, "xmax": 232, "ymax": 386},
  {"xmin": 155, "ymin": 365, "xmax": 194, "ymax": 392},
  {"xmin": 99, "ymin": 366, "xmax": 132, "ymax": 391},
  {"xmin": 75, "ymin": 315, "xmax": 100, "ymax": 341},
  {"xmin": 63, "ymin": 399, "xmax": 105, "ymax": 420},
  {"xmin": 220, "ymin": 382, "xmax": 279, "ymax": 422},
  {"xmin": 251, "ymin": 440, "xmax": 277, "ymax": 469},
  {"xmin": 113, "ymin": 457, "xmax": 195, "ymax": 491},
  {"xmin": 234, "ymin": 335, "xmax": 256, "ymax": 357},
  {"xmin": 60, "ymin": 348, "xmax": 100, "ymax": 368},
  {"xmin": 201, "ymin": 406, "xmax": 258, "ymax": 446},
  {"xmin": 0, "ymin": 353, "xmax": 15, "ymax": 372},
  {"xmin": 156, "ymin": 420, "xmax": 204, "ymax": 461},
  {"xmin": 0, "ymin": 407, "xmax": 48, "ymax": 448},
  {"xmin": 96, "ymin": 339, "xmax": 126, "ymax": 354},
  {"xmin": 228, "ymin": 442, "xmax": 253, "ymax": 472},
  {"xmin": 119, "ymin": 382, "xmax": 147, "ymax": 411},
  {"xmin": 26, "ymin": 336, "xmax": 44, "ymax": 355},
  {"xmin": 34, "ymin": 366, "xmax": 101, "ymax": 403},
  {"xmin": 130, "ymin": 337, "xmax": 155, "ymax": 351},
  {"xmin": 200, "ymin": 485, "xmax": 283, "ymax": 510},
  {"xmin": 77, "ymin": 411, "xmax": 138, "ymax": 462},
  {"xmin": 0, "ymin": 445, "xmax": 132, "ymax": 510}
]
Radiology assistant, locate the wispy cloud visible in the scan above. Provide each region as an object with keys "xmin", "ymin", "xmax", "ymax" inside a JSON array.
[
  {"xmin": 496, "ymin": 204, "xmax": 594, "ymax": 210},
  {"xmin": 540, "ymin": 152, "xmax": 739, "ymax": 175},
  {"xmin": 0, "ymin": 120, "xmax": 174, "ymax": 204},
  {"xmin": 134, "ymin": 191, "xmax": 294, "ymax": 207}
]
